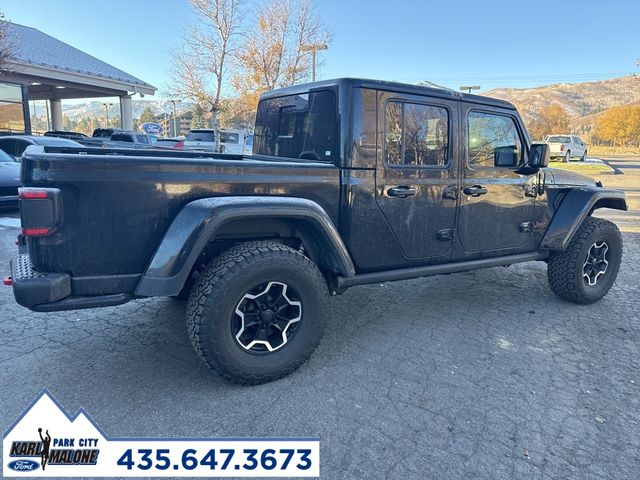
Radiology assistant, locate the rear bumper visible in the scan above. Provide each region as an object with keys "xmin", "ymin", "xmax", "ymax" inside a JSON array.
[{"xmin": 10, "ymin": 254, "xmax": 132, "ymax": 311}]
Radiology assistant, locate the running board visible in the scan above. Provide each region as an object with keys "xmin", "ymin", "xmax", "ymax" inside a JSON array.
[{"xmin": 335, "ymin": 252, "xmax": 549, "ymax": 289}]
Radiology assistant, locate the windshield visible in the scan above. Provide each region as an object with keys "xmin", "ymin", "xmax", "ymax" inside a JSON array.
[
  {"xmin": 547, "ymin": 136, "xmax": 571, "ymax": 143},
  {"xmin": 254, "ymin": 90, "xmax": 336, "ymax": 161},
  {"xmin": 0, "ymin": 149, "xmax": 15, "ymax": 162},
  {"xmin": 220, "ymin": 132, "xmax": 241, "ymax": 144},
  {"xmin": 186, "ymin": 130, "xmax": 215, "ymax": 142}
]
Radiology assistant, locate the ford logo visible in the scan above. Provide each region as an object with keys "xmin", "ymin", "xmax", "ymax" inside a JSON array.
[
  {"xmin": 140, "ymin": 122, "xmax": 163, "ymax": 135},
  {"xmin": 8, "ymin": 459, "xmax": 39, "ymax": 471}
]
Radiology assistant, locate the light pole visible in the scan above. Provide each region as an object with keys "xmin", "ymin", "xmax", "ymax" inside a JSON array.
[
  {"xmin": 301, "ymin": 43, "xmax": 328, "ymax": 82},
  {"xmin": 460, "ymin": 85, "xmax": 481, "ymax": 94},
  {"xmin": 170, "ymin": 100, "xmax": 180, "ymax": 137},
  {"xmin": 103, "ymin": 102, "xmax": 113, "ymax": 127}
]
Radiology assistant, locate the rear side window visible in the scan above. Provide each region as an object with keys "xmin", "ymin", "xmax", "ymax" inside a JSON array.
[
  {"xmin": 547, "ymin": 135, "xmax": 570, "ymax": 143},
  {"xmin": 385, "ymin": 101, "xmax": 449, "ymax": 167},
  {"xmin": 468, "ymin": 111, "xmax": 522, "ymax": 168},
  {"xmin": 186, "ymin": 131, "xmax": 215, "ymax": 142},
  {"xmin": 254, "ymin": 90, "xmax": 336, "ymax": 162}
]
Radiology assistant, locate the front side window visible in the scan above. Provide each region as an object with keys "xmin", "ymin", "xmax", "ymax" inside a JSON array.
[
  {"xmin": 468, "ymin": 111, "xmax": 522, "ymax": 168},
  {"xmin": 254, "ymin": 90, "xmax": 336, "ymax": 161},
  {"xmin": 385, "ymin": 101, "xmax": 449, "ymax": 167}
]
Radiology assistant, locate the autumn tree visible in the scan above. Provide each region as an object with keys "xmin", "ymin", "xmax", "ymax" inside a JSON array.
[
  {"xmin": 526, "ymin": 104, "xmax": 570, "ymax": 140},
  {"xmin": 169, "ymin": 0, "xmax": 243, "ymax": 127},
  {"xmin": 232, "ymin": 0, "xmax": 331, "ymax": 116},
  {"xmin": 595, "ymin": 104, "xmax": 640, "ymax": 146}
]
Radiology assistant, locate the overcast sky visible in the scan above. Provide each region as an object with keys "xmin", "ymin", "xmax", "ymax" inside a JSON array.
[{"xmin": 3, "ymin": 0, "xmax": 639, "ymax": 98}]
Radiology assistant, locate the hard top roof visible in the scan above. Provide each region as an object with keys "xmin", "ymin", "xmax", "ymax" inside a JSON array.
[{"xmin": 260, "ymin": 78, "xmax": 515, "ymax": 109}]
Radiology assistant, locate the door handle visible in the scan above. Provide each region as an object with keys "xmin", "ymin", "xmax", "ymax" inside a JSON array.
[
  {"xmin": 387, "ymin": 186, "xmax": 417, "ymax": 198},
  {"xmin": 463, "ymin": 185, "xmax": 488, "ymax": 197}
]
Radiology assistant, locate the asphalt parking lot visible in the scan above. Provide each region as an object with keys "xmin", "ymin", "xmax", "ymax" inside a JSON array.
[{"xmin": 1, "ymin": 159, "xmax": 639, "ymax": 479}]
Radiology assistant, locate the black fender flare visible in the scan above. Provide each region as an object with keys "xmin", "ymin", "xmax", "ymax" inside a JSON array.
[
  {"xmin": 540, "ymin": 187, "xmax": 627, "ymax": 251},
  {"xmin": 135, "ymin": 196, "xmax": 355, "ymax": 296}
]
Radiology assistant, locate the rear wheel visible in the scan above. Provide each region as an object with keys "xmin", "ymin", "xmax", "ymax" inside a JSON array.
[
  {"xmin": 563, "ymin": 150, "xmax": 571, "ymax": 163},
  {"xmin": 547, "ymin": 217, "xmax": 622, "ymax": 304},
  {"xmin": 581, "ymin": 150, "xmax": 587, "ymax": 162},
  {"xmin": 187, "ymin": 241, "xmax": 328, "ymax": 384}
]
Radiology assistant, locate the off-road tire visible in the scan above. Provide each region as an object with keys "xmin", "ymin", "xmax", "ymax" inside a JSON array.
[
  {"xmin": 186, "ymin": 241, "xmax": 328, "ymax": 384},
  {"xmin": 547, "ymin": 217, "xmax": 622, "ymax": 304}
]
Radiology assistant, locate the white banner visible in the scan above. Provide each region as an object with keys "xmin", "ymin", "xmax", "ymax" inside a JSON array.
[{"xmin": 3, "ymin": 390, "xmax": 319, "ymax": 477}]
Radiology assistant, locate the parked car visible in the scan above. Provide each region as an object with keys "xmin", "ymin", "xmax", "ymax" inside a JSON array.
[
  {"xmin": 0, "ymin": 135, "xmax": 83, "ymax": 160},
  {"xmin": 76, "ymin": 131, "xmax": 157, "ymax": 149},
  {"xmin": 155, "ymin": 137, "xmax": 185, "ymax": 149},
  {"xmin": 109, "ymin": 132, "xmax": 158, "ymax": 147},
  {"xmin": 0, "ymin": 148, "xmax": 20, "ymax": 208},
  {"xmin": 545, "ymin": 135, "xmax": 588, "ymax": 162},
  {"xmin": 219, "ymin": 129, "xmax": 246, "ymax": 154},
  {"xmin": 8, "ymin": 78, "xmax": 627, "ymax": 385},
  {"xmin": 44, "ymin": 131, "xmax": 88, "ymax": 140},
  {"xmin": 92, "ymin": 128, "xmax": 126, "ymax": 138},
  {"xmin": 243, "ymin": 133, "xmax": 254, "ymax": 155},
  {"xmin": 183, "ymin": 129, "xmax": 217, "ymax": 152}
]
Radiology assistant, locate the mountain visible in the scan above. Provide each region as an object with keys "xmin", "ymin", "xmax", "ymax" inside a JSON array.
[
  {"xmin": 61, "ymin": 99, "xmax": 193, "ymax": 120},
  {"xmin": 481, "ymin": 76, "xmax": 640, "ymax": 126}
]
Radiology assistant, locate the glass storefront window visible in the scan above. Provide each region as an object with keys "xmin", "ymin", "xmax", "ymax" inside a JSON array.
[{"xmin": 0, "ymin": 83, "xmax": 25, "ymax": 133}]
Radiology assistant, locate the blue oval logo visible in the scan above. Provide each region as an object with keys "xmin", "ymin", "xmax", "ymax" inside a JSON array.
[
  {"xmin": 140, "ymin": 122, "xmax": 163, "ymax": 135},
  {"xmin": 8, "ymin": 459, "xmax": 39, "ymax": 471}
]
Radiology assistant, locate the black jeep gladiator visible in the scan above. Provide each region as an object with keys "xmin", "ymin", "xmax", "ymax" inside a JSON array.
[{"xmin": 8, "ymin": 78, "xmax": 627, "ymax": 384}]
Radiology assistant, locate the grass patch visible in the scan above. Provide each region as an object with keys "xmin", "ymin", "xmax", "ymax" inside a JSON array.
[
  {"xmin": 549, "ymin": 161, "xmax": 614, "ymax": 174},
  {"xmin": 590, "ymin": 146, "xmax": 640, "ymax": 156}
]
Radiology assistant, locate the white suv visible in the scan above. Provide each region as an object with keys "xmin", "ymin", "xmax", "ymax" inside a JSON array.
[{"xmin": 545, "ymin": 135, "xmax": 588, "ymax": 162}]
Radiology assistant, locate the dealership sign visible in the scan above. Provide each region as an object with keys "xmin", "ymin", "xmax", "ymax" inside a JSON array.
[
  {"xmin": 140, "ymin": 122, "xmax": 163, "ymax": 136},
  {"xmin": 3, "ymin": 390, "xmax": 319, "ymax": 477}
]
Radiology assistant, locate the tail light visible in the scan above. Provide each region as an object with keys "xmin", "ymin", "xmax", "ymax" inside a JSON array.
[
  {"xmin": 174, "ymin": 140, "xmax": 184, "ymax": 149},
  {"xmin": 560, "ymin": 144, "xmax": 565, "ymax": 152},
  {"xmin": 19, "ymin": 188, "xmax": 62, "ymax": 237}
]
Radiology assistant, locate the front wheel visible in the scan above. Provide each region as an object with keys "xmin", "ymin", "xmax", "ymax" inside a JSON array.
[
  {"xmin": 187, "ymin": 241, "xmax": 328, "ymax": 384},
  {"xmin": 547, "ymin": 217, "xmax": 622, "ymax": 304}
]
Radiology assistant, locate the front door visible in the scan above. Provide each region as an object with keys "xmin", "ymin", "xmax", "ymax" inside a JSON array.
[
  {"xmin": 375, "ymin": 93, "xmax": 459, "ymax": 260},
  {"xmin": 457, "ymin": 105, "xmax": 537, "ymax": 254}
]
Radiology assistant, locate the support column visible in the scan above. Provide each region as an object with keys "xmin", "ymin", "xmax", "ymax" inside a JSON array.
[
  {"xmin": 120, "ymin": 95, "xmax": 133, "ymax": 131},
  {"xmin": 50, "ymin": 99, "xmax": 63, "ymax": 131}
]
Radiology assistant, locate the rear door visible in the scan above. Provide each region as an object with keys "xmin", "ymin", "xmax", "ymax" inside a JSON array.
[
  {"xmin": 374, "ymin": 91, "xmax": 459, "ymax": 260},
  {"xmin": 456, "ymin": 105, "xmax": 537, "ymax": 254}
]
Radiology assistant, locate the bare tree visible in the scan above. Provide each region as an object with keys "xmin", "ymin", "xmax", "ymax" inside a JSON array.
[
  {"xmin": 169, "ymin": 0, "xmax": 243, "ymax": 127},
  {"xmin": 0, "ymin": 12, "xmax": 15, "ymax": 71},
  {"xmin": 232, "ymin": 0, "xmax": 331, "ymax": 112}
]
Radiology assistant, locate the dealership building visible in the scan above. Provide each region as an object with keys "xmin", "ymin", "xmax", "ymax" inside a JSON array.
[{"xmin": 0, "ymin": 22, "xmax": 156, "ymax": 134}]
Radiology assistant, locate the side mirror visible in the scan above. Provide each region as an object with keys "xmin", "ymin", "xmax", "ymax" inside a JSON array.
[{"xmin": 528, "ymin": 142, "xmax": 550, "ymax": 169}]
